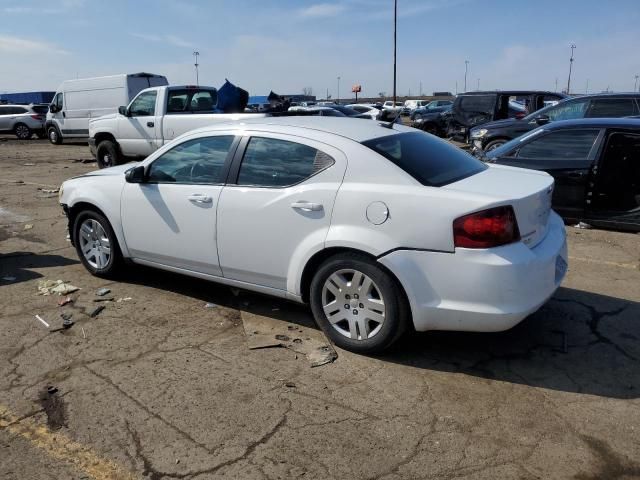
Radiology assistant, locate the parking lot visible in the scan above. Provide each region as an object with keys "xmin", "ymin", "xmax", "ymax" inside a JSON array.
[{"xmin": 1, "ymin": 136, "xmax": 639, "ymax": 479}]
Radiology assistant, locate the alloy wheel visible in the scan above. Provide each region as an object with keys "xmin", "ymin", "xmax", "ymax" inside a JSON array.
[
  {"xmin": 49, "ymin": 129, "xmax": 58, "ymax": 143},
  {"xmin": 15, "ymin": 125, "xmax": 30, "ymax": 139},
  {"xmin": 321, "ymin": 269, "xmax": 386, "ymax": 340},
  {"xmin": 78, "ymin": 219, "xmax": 111, "ymax": 269}
]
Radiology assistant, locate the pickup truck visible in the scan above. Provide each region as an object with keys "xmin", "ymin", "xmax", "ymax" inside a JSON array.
[{"xmin": 88, "ymin": 85, "xmax": 266, "ymax": 168}]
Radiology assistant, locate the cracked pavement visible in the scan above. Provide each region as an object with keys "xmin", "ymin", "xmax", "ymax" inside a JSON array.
[{"xmin": 1, "ymin": 136, "xmax": 639, "ymax": 479}]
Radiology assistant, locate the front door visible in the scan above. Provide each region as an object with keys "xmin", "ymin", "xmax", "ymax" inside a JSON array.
[
  {"xmin": 496, "ymin": 128, "xmax": 601, "ymax": 218},
  {"xmin": 217, "ymin": 134, "xmax": 347, "ymax": 291},
  {"xmin": 588, "ymin": 131, "xmax": 640, "ymax": 229},
  {"xmin": 121, "ymin": 134, "xmax": 237, "ymax": 275},
  {"xmin": 117, "ymin": 90, "xmax": 161, "ymax": 157},
  {"xmin": 49, "ymin": 92, "xmax": 66, "ymax": 134}
]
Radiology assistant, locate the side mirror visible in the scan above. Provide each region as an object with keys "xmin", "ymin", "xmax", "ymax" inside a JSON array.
[
  {"xmin": 118, "ymin": 106, "xmax": 129, "ymax": 117},
  {"xmin": 125, "ymin": 165, "xmax": 145, "ymax": 183},
  {"xmin": 535, "ymin": 115, "xmax": 550, "ymax": 126},
  {"xmin": 49, "ymin": 105, "xmax": 58, "ymax": 113}
]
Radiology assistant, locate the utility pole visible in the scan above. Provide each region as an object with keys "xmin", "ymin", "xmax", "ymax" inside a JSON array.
[
  {"xmin": 585, "ymin": 78, "xmax": 589, "ymax": 94},
  {"xmin": 555, "ymin": 77, "xmax": 558, "ymax": 92},
  {"xmin": 336, "ymin": 76, "xmax": 340, "ymax": 104},
  {"xmin": 566, "ymin": 44, "xmax": 576, "ymax": 94},
  {"xmin": 477, "ymin": 78, "xmax": 480, "ymax": 91},
  {"xmin": 419, "ymin": 81, "xmax": 422, "ymax": 96},
  {"xmin": 464, "ymin": 60, "xmax": 469, "ymax": 92},
  {"xmin": 393, "ymin": 0, "xmax": 397, "ymax": 105},
  {"xmin": 635, "ymin": 75, "xmax": 639, "ymax": 92},
  {"xmin": 193, "ymin": 51, "xmax": 200, "ymax": 86},
  {"xmin": 326, "ymin": 88, "xmax": 329, "ymax": 100},
  {"xmin": 455, "ymin": 80, "xmax": 458, "ymax": 95}
]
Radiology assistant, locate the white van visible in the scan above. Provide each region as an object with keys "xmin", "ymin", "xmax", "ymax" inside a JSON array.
[{"xmin": 46, "ymin": 73, "xmax": 168, "ymax": 144}]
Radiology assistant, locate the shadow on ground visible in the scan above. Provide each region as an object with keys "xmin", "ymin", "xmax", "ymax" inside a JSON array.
[
  {"xmin": 0, "ymin": 252, "xmax": 79, "ymax": 285},
  {"xmin": 109, "ymin": 266, "xmax": 640, "ymax": 399}
]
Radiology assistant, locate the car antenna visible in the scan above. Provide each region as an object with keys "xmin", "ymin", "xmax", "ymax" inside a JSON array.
[{"xmin": 380, "ymin": 107, "xmax": 402, "ymax": 129}]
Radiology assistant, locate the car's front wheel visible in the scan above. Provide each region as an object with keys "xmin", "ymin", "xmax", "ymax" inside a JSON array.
[
  {"xmin": 310, "ymin": 253, "xmax": 408, "ymax": 354},
  {"xmin": 73, "ymin": 210, "xmax": 122, "ymax": 278},
  {"xmin": 48, "ymin": 126, "xmax": 62, "ymax": 144},
  {"xmin": 484, "ymin": 139, "xmax": 507, "ymax": 152},
  {"xmin": 14, "ymin": 123, "xmax": 32, "ymax": 140}
]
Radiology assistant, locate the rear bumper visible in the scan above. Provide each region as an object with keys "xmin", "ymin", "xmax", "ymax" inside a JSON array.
[{"xmin": 378, "ymin": 211, "xmax": 567, "ymax": 332}]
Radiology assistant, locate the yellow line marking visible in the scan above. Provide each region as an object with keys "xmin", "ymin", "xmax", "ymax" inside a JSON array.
[
  {"xmin": 0, "ymin": 404, "xmax": 138, "ymax": 480},
  {"xmin": 568, "ymin": 256, "xmax": 639, "ymax": 270}
]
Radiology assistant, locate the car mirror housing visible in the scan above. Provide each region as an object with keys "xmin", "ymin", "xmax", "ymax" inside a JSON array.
[
  {"xmin": 125, "ymin": 165, "xmax": 145, "ymax": 183},
  {"xmin": 49, "ymin": 105, "xmax": 58, "ymax": 113},
  {"xmin": 118, "ymin": 106, "xmax": 130, "ymax": 117},
  {"xmin": 535, "ymin": 115, "xmax": 550, "ymax": 126}
]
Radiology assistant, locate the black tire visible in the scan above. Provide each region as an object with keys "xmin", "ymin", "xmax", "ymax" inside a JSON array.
[
  {"xmin": 309, "ymin": 252, "xmax": 408, "ymax": 354},
  {"xmin": 96, "ymin": 140, "xmax": 121, "ymax": 169},
  {"xmin": 73, "ymin": 210, "xmax": 123, "ymax": 278},
  {"xmin": 484, "ymin": 139, "xmax": 507, "ymax": 152},
  {"xmin": 48, "ymin": 126, "xmax": 63, "ymax": 145},
  {"xmin": 14, "ymin": 123, "xmax": 32, "ymax": 140}
]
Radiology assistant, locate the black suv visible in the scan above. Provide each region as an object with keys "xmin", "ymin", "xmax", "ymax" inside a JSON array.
[
  {"xmin": 447, "ymin": 91, "xmax": 566, "ymax": 141},
  {"xmin": 470, "ymin": 93, "xmax": 640, "ymax": 153}
]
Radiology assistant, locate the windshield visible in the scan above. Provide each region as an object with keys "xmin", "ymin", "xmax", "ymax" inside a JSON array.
[{"xmin": 362, "ymin": 131, "xmax": 487, "ymax": 187}]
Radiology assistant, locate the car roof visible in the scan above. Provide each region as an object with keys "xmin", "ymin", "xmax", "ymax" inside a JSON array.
[
  {"xmin": 184, "ymin": 116, "xmax": 414, "ymax": 142},
  {"xmin": 459, "ymin": 90, "xmax": 564, "ymax": 96},
  {"xmin": 542, "ymin": 117, "xmax": 640, "ymax": 130}
]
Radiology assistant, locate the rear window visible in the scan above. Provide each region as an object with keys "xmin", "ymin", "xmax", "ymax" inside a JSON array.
[
  {"xmin": 362, "ymin": 131, "xmax": 487, "ymax": 187},
  {"xmin": 31, "ymin": 105, "xmax": 49, "ymax": 114},
  {"xmin": 458, "ymin": 95, "xmax": 496, "ymax": 114}
]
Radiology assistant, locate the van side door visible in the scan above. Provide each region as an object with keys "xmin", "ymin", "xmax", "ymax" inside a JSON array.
[{"xmin": 117, "ymin": 90, "xmax": 161, "ymax": 157}]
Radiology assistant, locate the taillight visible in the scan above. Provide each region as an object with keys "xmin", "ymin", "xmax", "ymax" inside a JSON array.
[
  {"xmin": 453, "ymin": 206, "xmax": 520, "ymax": 249},
  {"xmin": 31, "ymin": 115, "xmax": 43, "ymax": 120}
]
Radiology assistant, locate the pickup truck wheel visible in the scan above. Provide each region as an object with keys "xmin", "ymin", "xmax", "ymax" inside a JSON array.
[
  {"xmin": 96, "ymin": 140, "xmax": 121, "ymax": 169},
  {"xmin": 310, "ymin": 253, "xmax": 408, "ymax": 354},
  {"xmin": 484, "ymin": 139, "xmax": 507, "ymax": 152},
  {"xmin": 48, "ymin": 126, "xmax": 62, "ymax": 145},
  {"xmin": 14, "ymin": 123, "xmax": 32, "ymax": 140},
  {"xmin": 73, "ymin": 210, "xmax": 123, "ymax": 278}
]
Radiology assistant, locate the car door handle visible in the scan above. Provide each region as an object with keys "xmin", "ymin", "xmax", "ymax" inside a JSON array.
[
  {"xmin": 291, "ymin": 201, "xmax": 323, "ymax": 212},
  {"xmin": 188, "ymin": 194, "xmax": 212, "ymax": 204},
  {"xmin": 62, "ymin": 112, "xmax": 66, "ymax": 118},
  {"xmin": 147, "ymin": 121, "xmax": 155, "ymax": 128}
]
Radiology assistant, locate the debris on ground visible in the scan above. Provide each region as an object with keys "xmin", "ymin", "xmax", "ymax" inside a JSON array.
[
  {"xmin": 241, "ymin": 311, "xmax": 338, "ymax": 367},
  {"xmin": 23, "ymin": 163, "xmax": 35, "ymax": 166},
  {"xmin": 34, "ymin": 315, "xmax": 50, "ymax": 328},
  {"xmin": 89, "ymin": 305, "xmax": 105, "ymax": 318},
  {"xmin": 285, "ymin": 382, "xmax": 296, "ymax": 388},
  {"xmin": 39, "ymin": 188, "xmax": 59, "ymax": 194},
  {"xmin": 1, "ymin": 276, "xmax": 17, "ymax": 282},
  {"xmin": 116, "ymin": 297, "xmax": 132, "ymax": 303},
  {"xmin": 37, "ymin": 280, "xmax": 80, "ymax": 296},
  {"xmin": 38, "ymin": 386, "xmax": 67, "ymax": 430},
  {"xmin": 574, "ymin": 221, "xmax": 592, "ymax": 229},
  {"xmin": 23, "ymin": 224, "xmax": 33, "ymax": 230},
  {"xmin": 96, "ymin": 287, "xmax": 111, "ymax": 296},
  {"xmin": 58, "ymin": 296, "xmax": 73, "ymax": 307},
  {"xmin": 205, "ymin": 303, "xmax": 218, "ymax": 308},
  {"xmin": 93, "ymin": 297, "xmax": 114, "ymax": 302}
]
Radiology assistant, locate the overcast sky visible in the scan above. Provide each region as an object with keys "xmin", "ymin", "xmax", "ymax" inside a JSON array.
[{"xmin": 1, "ymin": 0, "xmax": 639, "ymax": 98}]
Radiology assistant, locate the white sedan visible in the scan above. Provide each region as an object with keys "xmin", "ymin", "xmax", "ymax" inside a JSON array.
[
  {"xmin": 59, "ymin": 117, "xmax": 567, "ymax": 353},
  {"xmin": 345, "ymin": 104, "xmax": 380, "ymax": 120}
]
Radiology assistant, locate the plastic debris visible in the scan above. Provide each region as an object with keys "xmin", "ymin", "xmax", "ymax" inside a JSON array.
[
  {"xmin": 205, "ymin": 303, "xmax": 217, "ymax": 308},
  {"xmin": 93, "ymin": 297, "xmax": 114, "ymax": 302},
  {"xmin": 1, "ymin": 276, "xmax": 16, "ymax": 282},
  {"xmin": 23, "ymin": 163, "xmax": 35, "ymax": 166},
  {"xmin": 35, "ymin": 315, "xmax": 50, "ymax": 328},
  {"xmin": 116, "ymin": 297, "xmax": 132, "ymax": 303},
  {"xmin": 96, "ymin": 287, "xmax": 111, "ymax": 296},
  {"xmin": 39, "ymin": 188, "xmax": 59, "ymax": 194},
  {"xmin": 82, "ymin": 327, "xmax": 86, "ymax": 339},
  {"xmin": 285, "ymin": 382, "xmax": 296, "ymax": 388},
  {"xmin": 275, "ymin": 334, "xmax": 290, "ymax": 342},
  {"xmin": 61, "ymin": 313, "xmax": 74, "ymax": 329},
  {"xmin": 23, "ymin": 224, "xmax": 33, "ymax": 230},
  {"xmin": 574, "ymin": 221, "xmax": 592, "ymax": 230},
  {"xmin": 47, "ymin": 386, "xmax": 58, "ymax": 395},
  {"xmin": 38, "ymin": 280, "xmax": 80, "ymax": 296},
  {"xmin": 89, "ymin": 305, "xmax": 105, "ymax": 318},
  {"xmin": 58, "ymin": 296, "xmax": 73, "ymax": 307}
]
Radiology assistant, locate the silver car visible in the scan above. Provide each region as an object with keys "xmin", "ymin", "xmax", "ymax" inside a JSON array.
[{"xmin": 0, "ymin": 104, "xmax": 47, "ymax": 139}]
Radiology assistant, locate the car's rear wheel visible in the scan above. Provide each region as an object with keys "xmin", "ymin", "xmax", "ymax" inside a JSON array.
[
  {"xmin": 96, "ymin": 140, "xmax": 121, "ymax": 169},
  {"xmin": 484, "ymin": 139, "xmax": 507, "ymax": 151},
  {"xmin": 73, "ymin": 210, "xmax": 122, "ymax": 278},
  {"xmin": 48, "ymin": 126, "xmax": 62, "ymax": 144},
  {"xmin": 310, "ymin": 253, "xmax": 408, "ymax": 353},
  {"xmin": 14, "ymin": 123, "xmax": 32, "ymax": 140}
]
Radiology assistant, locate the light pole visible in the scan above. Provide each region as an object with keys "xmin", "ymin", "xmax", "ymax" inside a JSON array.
[
  {"xmin": 336, "ymin": 76, "xmax": 340, "ymax": 104},
  {"xmin": 393, "ymin": 0, "xmax": 397, "ymax": 105},
  {"xmin": 635, "ymin": 75, "xmax": 639, "ymax": 92},
  {"xmin": 193, "ymin": 51, "xmax": 200, "ymax": 86},
  {"xmin": 555, "ymin": 77, "xmax": 558, "ymax": 92},
  {"xmin": 464, "ymin": 60, "xmax": 469, "ymax": 92},
  {"xmin": 566, "ymin": 44, "xmax": 576, "ymax": 94},
  {"xmin": 585, "ymin": 78, "xmax": 589, "ymax": 94},
  {"xmin": 477, "ymin": 78, "xmax": 480, "ymax": 91}
]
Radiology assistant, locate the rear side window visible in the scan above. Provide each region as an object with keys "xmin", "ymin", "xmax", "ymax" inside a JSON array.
[
  {"xmin": 237, "ymin": 137, "xmax": 334, "ymax": 187},
  {"xmin": 517, "ymin": 129, "xmax": 599, "ymax": 159},
  {"xmin": 546, "ymin": 98, "xmax": 590, "ymax": 121},
  {"xmin": 586, "ymin": 99, "xmax": 638, "ymax": 118},
  {"xmin": 458, "ymin": 95, "xmax": 495, "ymax": 114},
  {"xmin": 362, "ymin": 131, "xmax": 487, "ymax": 187},
  {"xmin": 31, "ymin": 105, "xmax": 49, "ymax": 114}
]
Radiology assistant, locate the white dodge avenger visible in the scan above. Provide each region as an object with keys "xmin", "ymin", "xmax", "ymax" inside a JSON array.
[{"xmin": 60, "ymin": 117, "xmax": 567, "ymax": 353}]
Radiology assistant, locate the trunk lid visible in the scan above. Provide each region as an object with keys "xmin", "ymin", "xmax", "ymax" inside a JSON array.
[{"xmin": 443, "ymin": 164, "xmax": 554, "ymax": 248}]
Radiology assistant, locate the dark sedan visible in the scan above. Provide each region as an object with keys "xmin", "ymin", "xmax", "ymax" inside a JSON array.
[
  {"xmin": 471, "ymin": 93, "xmax": 640, "ymax": 154},
  {"xmin": 410, "ymin": 105, "xmax": 452, "ymax": 136},
  {"xmin": 485, "ymin": 118, "xmax": 640, "ymax": 231}
]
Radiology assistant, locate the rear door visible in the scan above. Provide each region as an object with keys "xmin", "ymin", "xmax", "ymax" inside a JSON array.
[
  {"xmin": 216, "ymin": 133, "xmax": 347, "ymax": 291},
  {"xmin": 585, "ymin": 98, "xmax": 639, "ymax": 118},
  {"xmin": 452, "ymin": 94, "xmax": 497, "ymax": 131},
  {"xmin": 0, "ymin": 106, "xmax": 10, "ymax": 130},
  {"xmin": 495, "ymin": 128, "xmax": 602, "ymax": 217}
]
